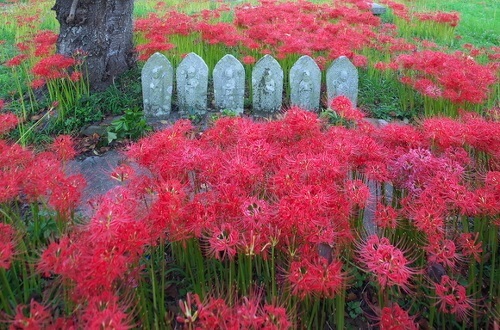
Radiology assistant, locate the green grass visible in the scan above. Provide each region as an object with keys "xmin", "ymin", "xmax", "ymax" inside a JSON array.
[{"xmin": 401, "ymin": 0, "xmax": 499, "ymax": 48}]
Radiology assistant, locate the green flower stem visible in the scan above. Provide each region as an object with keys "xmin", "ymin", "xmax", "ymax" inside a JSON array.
[{"xmin": 0, "ymin": 268, "xmax": 14, "ymax": 315}]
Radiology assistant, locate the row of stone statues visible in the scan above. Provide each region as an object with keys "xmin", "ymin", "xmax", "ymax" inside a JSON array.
[{"xmin": 142, "ymin": 52, "xmax": 358, "ymax": 122}]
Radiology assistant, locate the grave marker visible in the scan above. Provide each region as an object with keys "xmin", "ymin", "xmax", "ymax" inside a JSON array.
[
  {"xmin": 177, "ymin": 53, "xmax": 209, "ymax": 115},
  {"xmin": 141, "ymin": 52, "xmax": 173, "ymax": 122},
  {"xmin": 213, "ymin": 54, "xmax": 245, "ymax": 114},
  {"xmin": 326, "ymin": 56, "xmax": 359, "ymax": 106},
  {"xmin": 252, "ymin": 55, "xmax": 283, "ymax": 114},
  {"xmin": 290, "ymin": 55, "xmax": 321, "ymax": 111}
]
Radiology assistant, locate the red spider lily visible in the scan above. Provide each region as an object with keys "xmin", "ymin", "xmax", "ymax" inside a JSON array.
[
  {"xmin": 30, "ymin": 78, "xmax": 46, "ymax": 89},
  {"xmin": 38, "ymin": 190, "xmax": 149, "ymax": 298},
  {"xmin": 80, "ymin": 292, "xmax": 132, "ymax": 330},
  {"xmin": 379, "ymin": 303, "xmax": 418, "ymax": 330},
  {"xmin": 110, "ymin": 164, "xmax": 135, "ymax": 183},
  {"xmin": 426, "ymin": 239, "xmax": 462, "ymax": 270},
  {"xmin": 261, "ymin": 304, "xmax": 291, "ymax": 329},
  {"xmin": 5, "ymin": 54, "xmax": 28, "ymax": 68},
  {"xmin": 38, "ymin": 236, "xmax": 75, "ymax": 277},
  {"xmin": 47, "ymin": 174, "xmax": 85, "ymax": 217},
  {"xmin": 195, "ymin": 297, "xmax": 230, "ymax": 329},
  {"xmin": 352, "ymin": 54, "xmax": 368, "ymax": 67},
  {"xmin": 135, "ymin": 41, "xmax": 175, "ymax": 61},
  {"xmin": 197, "ymin": 22, "xmax": 242, "ymax": 47},
  {"xmin": 378, "ymin": 0, "xmax": 410, "ymax": 21},
  {"xmin": 242, "ymin": 55, "xmax": 256, "ymax": 65},
  {"xmin": 235, "ymin": 296, "xmax": 266, "ymax": 328},
  {"xmin": 423, "ymin": 117, "xmax": 465, "ymax": 149},
  {"xmin": 330, "ymin": 96, "xmax": 365, "ymax": 122},
  {"xmin": 375, "ymin": 123, "xmax": 426, "ymax": 153},
  {"xmin": 357, "ymin": 235, "xmax": 418, "ymax": 291},
  {"xmin": 0, "ymin": 223, "xmax": 15, "ymax": 270},
  {"xmin": 177, "ymin": 293, "xmax": 290, "ymax": 329},
  {"xmin": 31, "ymin": 54, "xmax": 76, "ymax": 80},
  {"xmin": 415, "ymin": 11, "xmax": 460, "ymax": 27},
  {"xmin": 0, "ymin": 142, "xmax": 30, "ymax": 203},
  {"xmin": 11, "ymin": 300, "xmax": 52, "ymax": 330},
  {"xmin": 69, "ymin": 71, "xmax": 82, "ymax": 82},
  {"xmin": 50, "ymin": 135, "xmax": 76, "ymax": 162},
  {"xmin": 375, "ymin": 203, "xmax": 399, "ymax": 229},
  {"xmin": 33, "ymin": 30, "xmax": 58, "ymax": 57},
  {"xmin": 457, "ymin": 232, "xmax": 483, "ymax": 263},
  {"xmin": 206, "ymin": 223, "xmax": 239, "ymax": 260},
  {"xmin": 395, "ymin": 51, "xmax": 496, "ymax": 104},
  {"xmin": 345, "ymin": 179, "xmax": 370, "ymax": 207},
  {"xmin": 434, "ymin": 275, "xmax": 474, "ymax": 321},
  {"xmin": 287, "ymin": 252, "xmax": 346, "ymax": 299},
  {"xmin": 303, "ymin": 257, "xmax": 345, "ymax": 299},
  {"xmin": 0, "ymin": 112, "xmax": 19, "ymax": 135},
  {"xmin": 177, "ymin": 292, "xmax": 201, "ymax": 326},
  {"xmin": 462, "ymin": 114, "xmax": 500, "ymax": 159}
]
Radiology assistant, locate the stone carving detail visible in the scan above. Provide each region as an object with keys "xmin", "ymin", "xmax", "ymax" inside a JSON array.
[
  {"xmin": 142, "ymin": 53, "xmax": 363, "ymax": 119},
  {"xmin": 326, "ymin": 56, "xmax": 358, "ymax": 106},
  {"xmin": 252, "ymin": 55, "xmax": 283, "ymax": 114},
  {"xmin": 213, "ymin": 54, "xmax": 245, "ymax": 114},
  {"xmin": 289, "ymin": 55, "xmax": 321, "ymax": 111},
  {"xmin": 177, "ymin": 52, "xmax": 208, "ymax": 115},
  {"xmin": 141, "ymin": 52, "xmax": 173, "ymax": 122}
]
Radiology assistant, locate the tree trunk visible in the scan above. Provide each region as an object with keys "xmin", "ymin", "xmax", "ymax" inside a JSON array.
[{"xmin": 53, "ymin": 0, "xmax": 135, "ymax": 91}]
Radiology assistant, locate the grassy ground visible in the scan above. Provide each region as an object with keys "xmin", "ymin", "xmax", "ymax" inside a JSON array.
[{"xmin": 400, "ymin": 0, "xmax": 499, "ymax": 48}]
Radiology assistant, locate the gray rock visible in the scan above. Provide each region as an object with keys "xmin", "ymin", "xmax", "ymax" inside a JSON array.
[
  {"xmin": 289, "ymin": 55, "xmax": 321, "ymax": 111},
  {"xmin": 177, "ymin": 52, "xmax": 208, "ymax": 115},
  {"xmin": 252, "ymin": 55, "xmax": 283, "ymax": 114},
  {"xmin": 81, "ymin": 125, "xmax": 107, "ymax": 137},
  {"xmin": 66, "ymin": 151, "xmax": 125, "ymax": 216},
  {"xmin": 213, "ymin": 54, "xmax": 245, "ymax": 114},
  {"xmin": 142, "ymin": 52, "xmax": 173, "ymax": 122},
  {"xmin": 326, "ymin": 56, "xmax": 359, "ymax": 106},
  {"xmin": 371, "ymin": 3, "xmax": 387, "ymax": 15}
]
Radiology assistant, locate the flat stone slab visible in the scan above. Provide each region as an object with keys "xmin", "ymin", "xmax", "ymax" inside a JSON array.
[{"xmin": 66, "ymin": 151, "xmax": 128, "ymax": 217}]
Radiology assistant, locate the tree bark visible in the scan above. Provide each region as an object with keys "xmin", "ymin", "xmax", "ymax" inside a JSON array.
[{"xmin": 53, "ymin": 0, "xmax": 135, "ymax": 91}]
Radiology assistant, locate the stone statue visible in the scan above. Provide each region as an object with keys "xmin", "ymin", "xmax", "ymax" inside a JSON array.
[{"xmin": 289, "ymin": 55, "xmax": 321, "ymax": 111}]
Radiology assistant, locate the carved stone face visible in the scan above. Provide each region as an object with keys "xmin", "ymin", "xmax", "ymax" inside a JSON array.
[
  {"xmin": 339, "ymin": 70, "xmax": 348, "ymax": 81},
  {"xmin": 187, "ymin": 66, "xmax": 196, "ymax": 78},
  {"xmin": 225, "ymin": 68, "xmax": 234, "ymax": 77}
]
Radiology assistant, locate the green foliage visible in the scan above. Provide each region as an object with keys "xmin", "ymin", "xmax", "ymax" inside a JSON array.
[
  {"xmin": 107, "ymin": 108, "xmax": 151, "ymax": 144},
  {"xmin": 400, "ymin": 0, "xmax": 499, "ymax": 48},
  {"xmin": 358, "ymin": 70, "xmax": 421, "ymax": 121},
  {"xmin": 347, "ymin": 301, "xmax": 364, "ymax": 320},
  {"xmin": 210, "ymin": 109, "xmax": 239, "ymax": 121},
  {"xmin": 51, "ymin": 66, "xmax": 143, "ymax": 134}
]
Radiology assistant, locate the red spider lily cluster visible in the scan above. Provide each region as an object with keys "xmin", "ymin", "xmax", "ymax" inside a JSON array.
[
  {"xmin": 4, "ymin": 30, "xmax": 83, "ymax": 88},
  {"xmin": 379, "ymin": 303, "xmax": 418, "ymax": 330},
  {"xmin": 357, "ymin": 235, "xmax": 417, "ymax": 291},
  {"xmin": 0, "ymin": 223, "xmax": 16, "ymax": 270},
  {"xmin": 0, "ymin": 114, "xmax": 84, "ymax": 215},
  {"xmin": 415, "ymin": 11, "xmax": 460, "ymax": 28},
  {"xmin": 434, "ymin": 275, "xmax": 475, "ymax": 321},
  {"xmin": 395, "ymin": 50, "xmax": 496, "ymax": 104},
  {"xmin": 330, "ymin": 96, "xmax": 365, "ymax": 121},
  {"xmin": 177, "ymin": 293, "xmax": 290, "ymax": 329},
  {"xmin": 135, "ymin": 0, "xmax": 382, "ymax": 61},
  {"xmin": 35, "ymin": 107, "xmax": 494, "ymax": 326},
  {"xmin": 0, "ymin": 105, "xmax": 498, "ymax": 327}
]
